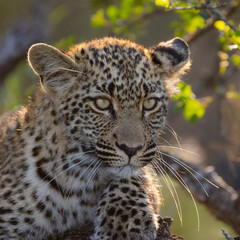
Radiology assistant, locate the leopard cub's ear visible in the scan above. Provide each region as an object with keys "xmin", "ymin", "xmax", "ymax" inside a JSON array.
[
  {"xmin": 28, "ymin": 43, "xmax": 80, "ymax": 93},
  {"xmin": 150, "ymin": 37, "xmax": 190, "ymax": 76}
]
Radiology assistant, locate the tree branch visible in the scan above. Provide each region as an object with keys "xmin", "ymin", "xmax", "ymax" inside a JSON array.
[
  {"xmin": 57, "ymin": 217, "xmax": 184, "ymax": 240},
  {"xmin": 120, "ymin": 2, "xmax": 229, "ymax": 31},
  {"xmin": 0, "ymin": 0, "xmax": 51, "ymax": 83},
  {"xmin": 170, "ymin": 3, "xmax": 227, "ymax": 11},
  {"xmin": 113, "ymin": 0, "xmax": 239, "ymax": 44},
  {"xmin": 51, "ymin": 150, "xmax": 240, "ymax": 239},
  {"xmin": 185, "ymin": 0, "xmax": 240, "ymax": 44},
  {"xmin": 159, "ymin": 151, "xmax": 240, "ymax": 235}
]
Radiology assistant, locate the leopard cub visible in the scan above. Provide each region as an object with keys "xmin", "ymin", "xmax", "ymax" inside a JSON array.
[{"xmin": 0, "ymin": 37, "xmax": 190, "ymax": 240}]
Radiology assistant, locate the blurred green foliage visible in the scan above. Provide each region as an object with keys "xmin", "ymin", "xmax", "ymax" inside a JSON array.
[
  {"xmin": 91, "ymin": 0, "xmax": 240, "ymax": 122},
  {"xmin": 91, "ymin": 0, "xmax": 156, "ymax": 36},
  {"xmin": 48, "ymin": 3, "xmax": 69, "ymax": 25},
  {"xmin": 0, "ymin": 62, "xmax": 35, "ymax": 114},
  {"xmin": 171, "ymin": 10, "xmax": 205, "ymax": 37},
  {"xmin": 214, "ymin": 20, "xmax": 240, "ymax": 75},
  {"xmin": 54, "ymin": 35, "xmax": 75, "ymax": 50}
]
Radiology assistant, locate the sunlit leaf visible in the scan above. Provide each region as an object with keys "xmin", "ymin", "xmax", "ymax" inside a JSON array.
[
  {"xmin": 91, "ymin": 9, "xmax": 107, "ymax": 27},
  {"xmin": 173, "ymin": 83, "xmax": 205, "ymax": 122},
  {"xmin": 183, "ymin": 99, "xmax": 205, "ymax": 122},
  {"xmin": 214, "ymin": 20, "xmax": 230, "ymax": 32},
  {"xmin": 226, "ymin": 91, "xmax": 240, "ymax": 99},
  {"xmin": 173, "ymin": 82, "xmax": 193, "ymax": 100},
  {"xmin": 155, "ymin": 0, "xmax": 169, "ymax": 8},
  {"xmin": 232, "ymin": 54, "xmax": 240, "ymax": 68},
  {"xmin": 106, "ymin": 5, "xmax": 119, "ymax": 23},
  {"xmin": 186, "ymin": 15, "xmax": 205, "ymax": 33}
]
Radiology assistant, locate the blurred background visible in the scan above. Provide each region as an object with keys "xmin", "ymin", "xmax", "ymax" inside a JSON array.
[{"xmin": 0, "ymin": 0, "xmax": 239, "ymax": 239}]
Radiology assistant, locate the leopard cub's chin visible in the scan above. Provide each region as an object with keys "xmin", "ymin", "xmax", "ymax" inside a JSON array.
[{"xmin": 108, "ymin": 165, "xmax": 141, "ymax": 179}]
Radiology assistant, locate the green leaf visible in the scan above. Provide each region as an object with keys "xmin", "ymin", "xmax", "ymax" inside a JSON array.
[
  {"xmin": 183, "ymin": 99, "xmax": 205, "ymax": 122},
  {"xmin": 173, "ymin": 82, "xmax": 193, "ymax": 100},
  {"xmin": 214, "ymin": 20, "xmax": 230, "ymax": 32},
  {"xmin": 186, "ymin": 15, "xmax": 205, "ymax": 33},
  {"xmin": 173, "ymin": 10, "xmax": 205, "ymax": 36},
  {"xmin": 173, "ymin": 83, "xmax": 206, "ymax": 122},
  {"xmin": 155, "ymin": 0, "xmax": 169, "ymax": 8},
  {"xmin": 120, "ymin": 0, "xmax": 134, "ymax": 19},
  {"xmin": 232, "ymin": 54, "xmax": 240, "ymax": 68},
  {"xmin": 91, "ymin": 9, "xmax": 107, "ymax": 27},
  {"xmin": 106, "ymin": 5, "xmax": 119, "ymax": 23}
]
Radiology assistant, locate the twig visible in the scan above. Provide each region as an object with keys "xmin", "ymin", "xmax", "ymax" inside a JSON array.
[
  {"xmin": 170, "ymin": 4, "xmax": 227, "ymax": 11},
  {"xmin": 221, "ymin": 229, "xmax": 234, "ymax": 240},
  {"xmin": 209, "ymin": 7, "xmax": 237, "ymax": 31},
  {"xmin": 114, "ymin": 3, "xmax": 228, "ymax": 35},
  {"xmin": 112, "ymin": 0, "xmax": 239, "ymax": 44},
  {"xmin": 185, "ymin": 0, "xmax": 240, "ymax": 44}
]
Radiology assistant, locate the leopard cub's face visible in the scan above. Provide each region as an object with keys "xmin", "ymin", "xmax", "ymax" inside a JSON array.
[{"xmin": 28, "ymin": 37, "xmax": 190, "ymax": 177}]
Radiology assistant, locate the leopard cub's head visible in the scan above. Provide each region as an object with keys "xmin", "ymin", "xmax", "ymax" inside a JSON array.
[{"xmin": 28, "ymin": 37, "xmax": 190, "ymax": 177}]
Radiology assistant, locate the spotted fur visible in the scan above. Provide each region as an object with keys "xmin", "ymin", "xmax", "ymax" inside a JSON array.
[{"xmin": 0, "ymin": 37, "xmax": 190, "ymax": 240}]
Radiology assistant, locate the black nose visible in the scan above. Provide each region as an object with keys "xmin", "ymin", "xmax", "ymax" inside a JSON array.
[{"xmin": 116, "ymin": 142, "xmax": 143, "ymax": 158}]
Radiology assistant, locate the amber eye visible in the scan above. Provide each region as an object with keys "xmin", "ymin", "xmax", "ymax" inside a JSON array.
[
  {"xmin": 143, "ymin": 98, "xmax": 158, "ymax": 111},
  {"xmin": 94, "ymin": 98, "xmax": 111, "ymax": 110}
]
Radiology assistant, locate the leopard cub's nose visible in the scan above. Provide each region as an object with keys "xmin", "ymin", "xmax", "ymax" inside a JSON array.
[{"xmin": 116, "ymin": 142, "xmax": 143, "ymax": 158}]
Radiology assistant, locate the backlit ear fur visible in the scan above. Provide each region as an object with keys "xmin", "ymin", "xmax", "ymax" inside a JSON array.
[
  {"xmin": 28, "ymin": 43, "xmax": 81, "ymax": 93},
  {"xmin": 150, "ymin": 37, "xmax": 191, "ymax": 95}
]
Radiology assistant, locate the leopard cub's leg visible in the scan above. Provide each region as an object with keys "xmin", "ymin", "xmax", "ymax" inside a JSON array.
[{"xmin": 92, "ymin": 176, "xmax": 160, "ymax": 240}]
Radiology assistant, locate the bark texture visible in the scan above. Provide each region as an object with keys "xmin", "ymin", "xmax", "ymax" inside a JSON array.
[{"xmin": 58, "ymin": 217, "xmax": 184, "ymax": 240}]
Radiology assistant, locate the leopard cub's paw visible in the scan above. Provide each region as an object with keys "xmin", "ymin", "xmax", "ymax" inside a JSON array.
[
  {"xmin": 127, "ymin": 215, "xmax": 158, "ymax": 240},
  {"xmin": 92, "ymin": 177, "xmax": 160, "ymax": 240},
  {"xmin": 92, "ymin": 202, "xmax": 158, "ymax": 240}
]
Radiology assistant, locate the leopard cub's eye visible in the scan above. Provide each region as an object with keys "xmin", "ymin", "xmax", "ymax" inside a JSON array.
[
  {"xmin": 143, "ymin": 98, "xmax": 158, "ymax": 111},
  {"xmin": 94, "ymin": 98, "xmax": 111, "ymax": 110}
]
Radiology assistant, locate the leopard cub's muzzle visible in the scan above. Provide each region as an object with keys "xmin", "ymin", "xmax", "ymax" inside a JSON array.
[{"xmin": 96, "ymin": 113, "xmax": 157, "ymax": 169}]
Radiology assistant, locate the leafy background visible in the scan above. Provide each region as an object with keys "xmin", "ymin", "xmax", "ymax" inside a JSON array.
[{"xmin": 0, "ymin": 0, "xmax": 240, "ymax": 239}]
